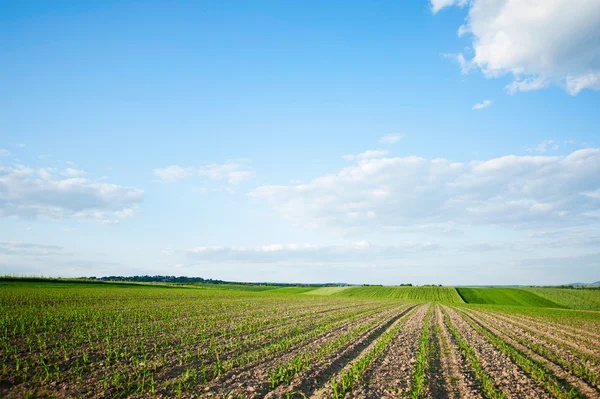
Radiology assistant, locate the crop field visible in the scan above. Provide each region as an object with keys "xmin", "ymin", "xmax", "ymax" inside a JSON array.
[
  {"xmin": 1, "ymin": 282, "xmax": 600, "ymax": 398},
  {"xmin": 521, "ymin": 288, "xmax": 600, "ymax": 310},
  {"xmin": 455, "ymin": 287, "xmax": 565, "ymax": 308},
  {"xmin": 331, "ymin": 286, "xmax": 465, "ymax": 303}
]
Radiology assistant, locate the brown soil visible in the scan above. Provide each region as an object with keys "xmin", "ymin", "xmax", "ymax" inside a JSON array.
[
  {"xmin": 480, "ymin": 310, "xmax": 600, "ymax": 360},
  {"xmin": 336, "ymin": 304, "xmax": 429, "ymax": 399},
  {"xmin": 434, "ymin": 305, "xmax": 482, "ymax": 398},
  {"xmin": 443, "ymin": 306, "xmax": 551, "ymax": 399},
  {"xmin": 269, "ymin": 304, "xmax": 418, "ymax": 399},
  {"xmin": 201, "ymin": 304, "xmax": 414, "ymax": 399},
  {"xmin": 462, "ymin": 309, "xmax": 600, "ymax": 397}
]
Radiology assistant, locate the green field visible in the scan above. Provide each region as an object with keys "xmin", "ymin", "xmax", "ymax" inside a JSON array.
[
  {"xmin": 521, "ymin": 288, "xmax": 600, "ymax": 310},
  {"xmin": 333, "ymin": 286, "xmax": 465, "ymax": 303},
  {"xmin": 456, "ymin": 287, "xmax": 564, "ymax": 308},
  {"xmin": 306, "ymin": 286, "xmax": 351, "ymax": 295},
  {"xmin": 2, "ymin": 279, "xmax": 600, "ymax": 398}
]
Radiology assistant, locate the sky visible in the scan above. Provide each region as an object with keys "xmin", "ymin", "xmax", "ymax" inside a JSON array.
[{"xmin": 1, "ymin": 0, "xmax": 599, "ymax": 285}]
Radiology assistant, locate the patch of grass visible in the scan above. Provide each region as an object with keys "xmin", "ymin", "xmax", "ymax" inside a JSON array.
[
  {"xmin": 520, "ymin": 288, "xmax": 600, "ymax": 310},
  {"xmin": 263, "ymin": 287, "xmax": 318, "ymax": 294},
  {"xmin": 304, "ymin": 287, "xmax": 351, "ymax": 296},
  {"xmin": 335, "ymin": 286, "xmax": 464, "ymax": 304},
  {"xmin": 456, "ymin": 288, "xmax": 563, "ymax": 308}
]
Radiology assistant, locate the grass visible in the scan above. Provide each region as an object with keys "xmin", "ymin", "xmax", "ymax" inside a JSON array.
[
  {"xmin": 520, "ymin": 288, "xmax": 600, "ymax": 310},
  {"xmin": 262, "ymin": 287, "xmax": 319, "ymax": 294},
  {"xmin": 456, "ymin": 288, "xmax": 564, "ymax": 308},
  {"xmin": 335, "ymin": 286, "xmax": 464, "ymax": 303},
  {"xmin": 305, "ymin": 287, "xmax": 351, "ymax": 295}
]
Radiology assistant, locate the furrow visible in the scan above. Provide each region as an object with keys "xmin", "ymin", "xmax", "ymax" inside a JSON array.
[
  {"xmin": 434, "ymin": 304, "xmax": 482, "ymax": 399},
  {"xmin": 461, "ymin": 309, "xmax": 599, "ymax": 398},
  {"xmin": 200, "ymin": 304, "xmax": 411, "ymax": 398},
  {"xmin": 317, "ymin": 304, "xmax": 429, "ymax": 399},
  {"xmin": 270, "ymin": 304, "xmax": 419, "ymax": 399},
  {"xmin": 444, "ymin": 306, "xmax": 550, "ymax": 399}
]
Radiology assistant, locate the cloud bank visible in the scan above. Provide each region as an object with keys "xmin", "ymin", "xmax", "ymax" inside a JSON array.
[
  {"xmin": 0, "ymin": 165, "xmax": 143, "ymax": 224},
  {"xmin": 251, "ymin": 148, "xmax": 600, "ymax": 233},
  {"xmin": 182, "ymin": 241, "xmax": 441, "ymax": 263}
]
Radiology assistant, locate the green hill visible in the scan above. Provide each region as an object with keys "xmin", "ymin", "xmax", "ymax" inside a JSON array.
[
  {"xmin": 521, "ymin": 288, "xmax": 600, "ymax": 310},
  {"xmin": 333, "ymin": 286, "xmax": 464, "ymax": 303},
  {"xmin": 456, "ymin": 287, "xmax": 564, "ymax": 308}
]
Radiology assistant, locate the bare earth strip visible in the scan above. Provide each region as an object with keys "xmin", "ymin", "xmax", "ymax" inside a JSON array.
[
  {"xmin": 335, "ymin": 304, "xmax": 429, "ymax": 398},
  {"xmin": 462, "ymin": 309, "xmax": 600, "ymax": 397},
  {"xmin": 434, "ymin": 305, "xmax": 482, "ymax": 399},
  {"xmin": 443, "ymin": 306, "xmax": 551, "ymax": 399}
]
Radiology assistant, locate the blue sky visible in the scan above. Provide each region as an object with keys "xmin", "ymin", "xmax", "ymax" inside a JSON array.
[{"xmin": 1, "ymin": 0, "xmax": 599, "ymax": 285}]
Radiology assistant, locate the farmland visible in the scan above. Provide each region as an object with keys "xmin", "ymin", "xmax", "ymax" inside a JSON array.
[{"xmin": 1, "ymin": 281, "xmax": 600, "ymax": 398}]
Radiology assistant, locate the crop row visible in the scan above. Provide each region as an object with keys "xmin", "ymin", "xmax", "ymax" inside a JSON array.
[{"xmin": 0, "ymin": 286, "xmax": 400, "ymax": 398}]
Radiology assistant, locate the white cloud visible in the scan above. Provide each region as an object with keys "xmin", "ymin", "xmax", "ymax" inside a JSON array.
[
  {"xmin": 251, "ymin": 148, "xmax": 600, "ymax": 233},
  {"xmin": 527, "ymin": 140, "xmax": 559, "ymax": 153},
  {"xmin": 472, "ymin": 99, "xmax": 492, "ymax": 110},
  {"xmin": 153, "ymin": 161, "xmax": 255, "ymax": 184},
  {"xmin": 431, "ymin": 0, "xmax": 468, "ymax": 14},
  {"xmin": 435, "ymin": 0, "xmax": 600, "ymax": 95},
  {"xmin": 0, "ymin": 149, "xmax": 11, "ymax": 156},
  {"xmin": 344, "ymin": 150, "xmax": 389, "ymax": 162},
  {"xmin": 0, "ymin": 164, "xmax": 143, "ymax": 223},
  {"xmin": 62, "ymin": 168, "xmax": 85, "ymax": 177},
  {"xmin": 152, "ymin": 165, "xmax": 195, "ymax": 182},
  {"xmin": 378, "ymin": 134, "xmax": 403, "ymax": 144},
  {"xmin": 0, "ymin": 241, "xmax": 66, "ymax": 257},
  {"xmin": 442, "ymin": 53, "xmax": 474, "ymax": 75},
  {"xmin": 505, "ymin": 77, "xmax": 551, "ymax": 95},
  {"xmin": 184, "ymin": 241, "xmax": 440, "ymax": 263},
  {"xmin": 15, "ymin": 143, "xmax": 25, "ymax": 148}
]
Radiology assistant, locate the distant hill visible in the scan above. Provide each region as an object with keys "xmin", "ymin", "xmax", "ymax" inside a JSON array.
[{"xmin": 569, "ymin": 281, "xmax": 600, "ymax": 287}]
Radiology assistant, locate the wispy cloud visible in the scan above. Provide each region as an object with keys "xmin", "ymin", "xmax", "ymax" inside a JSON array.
[
  {"xmin": 378, "ymin": 134, "xmax": 403, "ymax": 144},
  {"xmin": 183, "ymin": 241, "xmax": 441, "ymax": 263},
  {"xmin": 344, "ymin": 150, "xmax": 389, "ymax": 162},
  {"xmin": 527, "ymin": 140, "xmax": 559, "ymax": 153},
  {"xmin": 430, "ymin": 0, "xmax": 468, "ymax": 14},
  {"xmin": 472, "ymin": 100, "xmax": 492, "ymax": 110},
  {"xmin": 442, "ymin": 53, "xmax": 474, "ymax": 75},
  {"xmin": 0, "ymin": 241, "xmax": 67, "ymax": 257},
  {"xmin": 153, "ymin": 161, "xmax": 255, "ymax": 184},
  {"xmin": 0, "ymin": 149, "xmax": 11, "ymax": 156}
]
